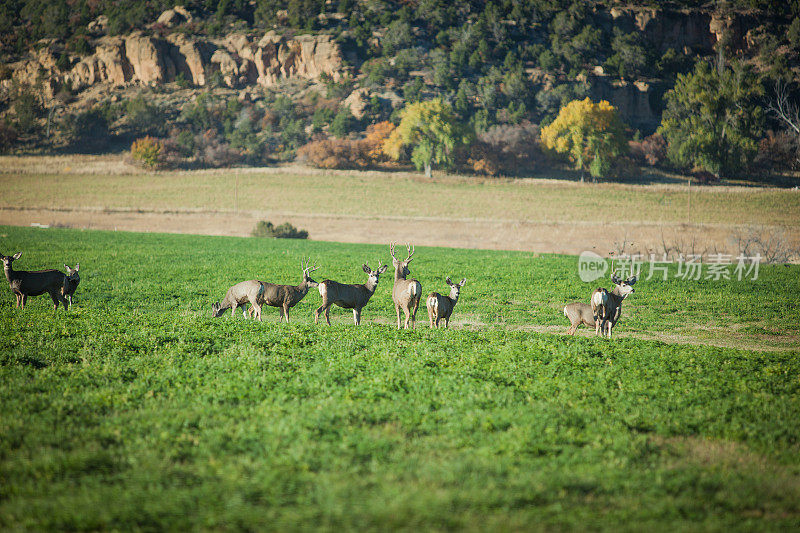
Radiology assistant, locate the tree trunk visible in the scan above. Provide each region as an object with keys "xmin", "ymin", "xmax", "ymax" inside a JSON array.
[{"xmin": 424, "ymin": 162, "xmax": 432, "ymax": 178}]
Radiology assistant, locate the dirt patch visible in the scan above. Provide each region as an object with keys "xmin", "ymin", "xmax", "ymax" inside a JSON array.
[{"xmin": 0, "ymin": 205, "xmax": 769, "ymax": 258}]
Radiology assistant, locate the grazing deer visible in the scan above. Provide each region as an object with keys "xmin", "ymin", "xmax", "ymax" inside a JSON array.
[
  {"xmin": 211, "ymin": 280, "xmax": 265, "ymax": 320},
  {"xmin": 315, "ymin": 262, "xmax": 388, "ymax": 325},
  {"xmin": 390, "ymin": 243, "xmax": 422, "ymax": 329},
  {"xmin": 590, "ymin": 275, "xmax": 637, "ymax": 338},
  {"xmin": 247, "ymin": 259, "xmax": 320, "ymax": 322},
  {"xmin": 62, "ymin": 263, "xmax": 80, "ymax": 308},
  {"xmin": 2, "ymin": 252, "xmax": 71, "ymax": 310},
  {"xmin": 563, "ymin": 302, "xmax": 596, "ymax": 335},
  {"xmin": 426, "ymin": 277, "xmax": 466, "ymax": 328}
]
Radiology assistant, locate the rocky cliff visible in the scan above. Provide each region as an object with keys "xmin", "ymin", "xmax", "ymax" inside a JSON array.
[{"xmin": 7, "ymin": 28, "xmax": 344, "ymax": 97}]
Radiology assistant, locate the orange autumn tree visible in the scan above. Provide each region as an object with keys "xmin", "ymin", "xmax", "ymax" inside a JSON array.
[{"xmin": 540, "ymin": 98, "xmax": 628, "ymax": 181}]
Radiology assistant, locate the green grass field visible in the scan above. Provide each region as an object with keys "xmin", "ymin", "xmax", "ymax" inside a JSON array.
[{"xmin": 1, "ymin": 226, "xmax": 799, "ymax": 530}]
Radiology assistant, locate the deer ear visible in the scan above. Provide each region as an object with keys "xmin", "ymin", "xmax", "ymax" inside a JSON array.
[
  {"xmin": 446, "ymin": 276, "xmax": 453, "ymax": 286},
  {"xmin": 74, "ymin": 263, "xmax": 79, "ymax": 272},
  {"xmin": 362, "ymin": 264, "xmax": 371, "ymax": 273},
  {"xmin": 12, "ymin": 252, "xmax": 22, "ymax": 260},
  {"xmin": 459, "ymin": 278, "xmax": 467, "ymax": 287},
  {"xmin": 626, "ymin": 276, "xmax": 637, "ymax": 285},
  {"xmin": 378, "ymin": 265, "xmax": 388, "ymax": 274},
  {"xmin": 611, "ymin": 274, "xmax": 621, "ymax": 284},
  {"xmin": 64, "ymin": 264, "xmax": 69, "ymax": 271}
]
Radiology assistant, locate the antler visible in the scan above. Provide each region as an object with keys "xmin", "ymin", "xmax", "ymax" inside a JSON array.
[
  {"xmin": 302, "ymin": 258, "xmax": 320, "ymax": 274},
  {"xmin": 405, "ymin": 243, "xmax": 414, "ymax": 262},
  {"xmin": 389, "ymin": 241, "xmax": 397, "ymax": 261}
]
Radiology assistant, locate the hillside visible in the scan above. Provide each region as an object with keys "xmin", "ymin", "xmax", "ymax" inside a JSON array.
[{"xmin": 1, "ymin": 1, "xmax": 798, "ymax": 180}]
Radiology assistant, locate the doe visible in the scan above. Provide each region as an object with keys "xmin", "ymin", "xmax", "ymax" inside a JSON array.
[
  {"xmin": 426, "ymin": 277, "xmax": 466, "ymax": 328},
  {"xmin": 2, "ymin": 252, "xmax": 71, "ymax": 310}
]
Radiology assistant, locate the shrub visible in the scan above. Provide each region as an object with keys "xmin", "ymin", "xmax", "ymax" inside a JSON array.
[
  {"xmin": 466, "ymin": 121, "xmax": 542, "ymax": 176},
  {"xmin": 330, "ymin": 107, "xmax": 357, "ymax": 138},
  {"xmin": 11, "ymin": 85, "xmax": 42, "ymax": 135},
  {"xmin": 126, "ymin": 95, "xmax": 166, "ymax": 136},
  {"xmin": 130, "ymin": 136, "xmax": 163, "ymax": 169},
  {"xmin": 0, "ymin": 123, "xmax": 19, "ymax": 152},
  {"xmin": 629, "ymin": 133, "xmax": 667, "ymax": 167},
  {"xmin": 363, "ymin": 121, "xmax": 395, "ymax": 163},
  {"xmin": 62, "ymin": 108, "xmax": 110, "ymax": 149},
  {"xmin": 251, "ymin": 221, "xmax": 309, "ymax": 239},
  {"xmin": 755, "ymin": 130, "xmax": 799, "ymax": 172},
  {"xmin": 296, "ymin": 138, "xmax": 364, "ymax": 169}
]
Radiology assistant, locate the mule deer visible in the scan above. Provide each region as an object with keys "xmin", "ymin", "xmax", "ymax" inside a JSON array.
[
  {"xmin": 212, "ymin": 280, "xmax": 265, "ymax": 320},
  {"xmin": 390, "ymin": 243, "xmax": 422, "ymax": 329},
  {"xmin": 563, "ymin": 302, "xmax": 596, "ymax": 335},
  {"xmin": 62, "ymin": 263, "xmax": 80, "ymax": 308},
  {"xmin": 247, "ymin": 259, "xmax": 319, "ymax": 322},
  {"xmin": 2, "ymin": 252, "xmax": 71, "ymax": 310},
  {"xmin": 315, "ymin": 262, "xmax": 388, "ymax": 325},
  {"xmin": 590, "ymin": 275, "xmax": 637, "ymax": 338},
  {"xmin": 426, "ymin": 277, "xmax": 466, "ymax": 328}
]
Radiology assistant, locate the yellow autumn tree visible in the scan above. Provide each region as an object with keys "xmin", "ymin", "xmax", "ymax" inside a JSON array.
[
  {"xmin": 383, "ymin": 99, "xmax": 469, "ymax": 177},
  {"xmin": 540, "ymin": 98, "xmax": 628, "ymax": 181}
]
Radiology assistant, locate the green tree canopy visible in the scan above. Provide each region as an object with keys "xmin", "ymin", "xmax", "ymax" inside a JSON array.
[
  {"xmin": 658, "ymin": 61, "xmax": 764, "ymax": 177},
  {"xmin": 383, "ymin": 99, "xmax": 469, "ymax": 177},
  {"xmin": 540, "ymin": 97, "xmax": 628, "ymax": 181}
]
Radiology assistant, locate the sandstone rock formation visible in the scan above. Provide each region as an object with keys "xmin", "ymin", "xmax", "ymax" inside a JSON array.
[
  {"xmin": 13, "ymin": 30, "xmax": 345, "ymax": 92},
  {"xmin": 156, "ymin": 6, "xmax": 193, "ymax": 28}
]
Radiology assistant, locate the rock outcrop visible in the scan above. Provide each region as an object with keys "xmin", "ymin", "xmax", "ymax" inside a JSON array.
[
  {"xmin": 590, "ymin": 77, "xmax": 665, "ymax": 134},
  {"xmin": 9, "ymin": 29, "xmax": 344, "ymax": 94}
]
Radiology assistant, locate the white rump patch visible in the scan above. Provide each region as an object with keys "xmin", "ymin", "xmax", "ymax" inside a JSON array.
[
  {"xmin": 591, "ymin": 291, "xmax": 607, "ymax": 308},
  {"xmin": 318, "ymin": 283, "xmax": 327, "ymax": 298}
]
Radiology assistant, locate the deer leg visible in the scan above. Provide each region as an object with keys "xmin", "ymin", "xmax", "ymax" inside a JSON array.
[
  {"xmin": 411, "ymin": 298, "xmax": 419, "ymax": 329},
  {"xmin": 325, "ymin": 306, "xmax": 331, "ymax": 325},
  {"xmin": 352, "ymin": 308, "xmax": 360, "ymax": 325},
  {"xmin": 567, "ymin": 324, "xmax": 576, "ymax": 335},
  {"xmin": 445, "ymin": 317, "xmax": 450, "ymax": 328},
  {"xmin": 50, "ymin": 292, "xmax": 60, "ymax": 310},
  {"xmin": 395, "ymin": 305, "xmax": 402, "ymax": 329},
  {"xmin": 21, "ymin": 294, "xmax": 28, "ymax": 309},
  {"xmin": 283, "ymin": 304, "xmax": 290, "ymax": 324},
  {"xmin": 314, "ymin": 304, "xmax": 323, "ymax": 324},
  {"xmin": 403, "ymin": 307, "xmax": 411, "ymax": 329},
  {"xmin": 230, "ymin": 303, "xmax": 238, "ymax": 318}
]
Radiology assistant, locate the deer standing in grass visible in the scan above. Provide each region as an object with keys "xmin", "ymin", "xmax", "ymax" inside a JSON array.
[
  {"xmin": 426, "ymin": 277, "xmax": 466, "ymax": 328},
  {"xmin": 2, "ymin": 252, "xmax": 72, "ymax": 310},
  {"xmin": 247, "ymin": 260, "xmax": 320, "ymax": 322},
  {"xmin": 62, "ymin": 264, "xmax": 80, "ymax": 308},
  {"xmin": 590, "ymin": 275, "xmax": 637, "ymax": 339},
  {"xmin": 315, "ymin": 262, "xmax": 388, "ymax": 325},
  {"xmin": 211, "ymin": 280, "xmax": 265, "ymax": 320},
  {"xmin": 390, "ymin": 243, "xmax": 422, "ymax": 329},
  {"xmin": 563, "ymin": 302, "xmax": 596, "ymax": 335}
]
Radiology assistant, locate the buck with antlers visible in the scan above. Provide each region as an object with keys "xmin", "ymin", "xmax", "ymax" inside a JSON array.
[
  {"xmin": 315, "ymin": 262, "xmax": 388, "ymax": 325},
  {"xmin": 247, "ymin": 259, "xmax": 320, "ymax": 322},
  {"xmin": 390, "ymin": 243, "xmax": 422, "ymax": 329},
  {"xmin": 426, "ymin": 277, "xmax": 466, "ymax": 328},
  {"xmin": 2, "ymin": 252, "xmax": 73, "ymax": 310},
  {"xmin": 590, "ymin": 274, "xmax": 637, "ymax": 339}
]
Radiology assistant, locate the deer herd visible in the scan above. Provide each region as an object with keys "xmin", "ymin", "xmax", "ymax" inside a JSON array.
[{"xmin": 2, "ymin": 244, "xmax": 639, "ymax": 337}]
